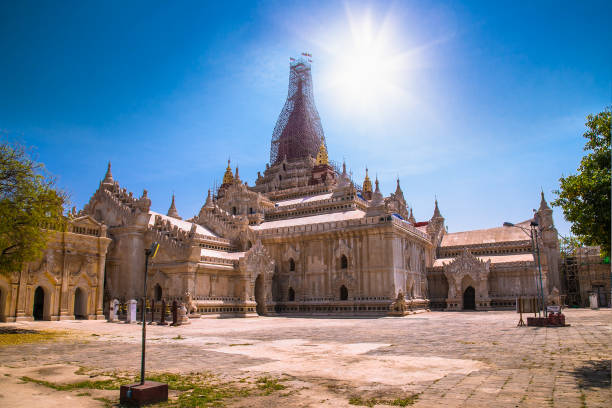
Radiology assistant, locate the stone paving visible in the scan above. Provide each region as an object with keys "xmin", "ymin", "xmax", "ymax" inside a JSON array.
[{"xmin": 0, "ymin": 309, "xmax": 610, "ymax": 407}]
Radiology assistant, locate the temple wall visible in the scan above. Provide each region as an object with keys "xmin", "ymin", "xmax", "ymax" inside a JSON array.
[{"xmin": 0, "ymin": 226, "xmax": 110, "ymax": 322}]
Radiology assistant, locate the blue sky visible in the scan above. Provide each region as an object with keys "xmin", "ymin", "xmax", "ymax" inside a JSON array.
[{"xmin": 1, "ymin": 1, "xmax": 610, "ymax": 236}]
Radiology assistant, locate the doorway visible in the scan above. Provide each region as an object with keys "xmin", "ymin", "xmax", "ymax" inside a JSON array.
[
  {"xmin": 254, "ymin": 274, "xmax": 265, "ymax": 315},
  {"xmin": 463, "ymin": 286, "xmax": 475, "ymax": 310},
  {"xmin": 33, "ymin": 287, "xmax": 45, "ymax": 320},
  {"xmin": 340, "ymin": 285, "xmax": 348, "ymax": 301},
  {"xmin": 74, "ymin": 287, "xmax": 87, "ymax": 319}
]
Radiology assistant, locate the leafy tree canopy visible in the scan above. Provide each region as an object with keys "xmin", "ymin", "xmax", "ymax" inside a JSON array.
[
  {"xmin": 552, "ymin": 108, "xmax": 611, "ymax": 257},
  {"xmin": 0, "ymin": 141, "xmax": 67, "ymax": 276}
]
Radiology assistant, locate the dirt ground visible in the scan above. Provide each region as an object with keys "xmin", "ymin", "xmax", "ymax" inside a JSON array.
[{"xmin": 0, "ymin": 309, "xmax": 610, "ymax": 407}]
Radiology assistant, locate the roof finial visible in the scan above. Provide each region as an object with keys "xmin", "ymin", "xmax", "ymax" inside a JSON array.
[
  {"xmin": 234, "ymin": 166, "xmax": 240, "ymax": 182},
  {"xmin": 222, "ymin": 159, "xmax": 234, "ymax": 185},
  {"xmin": 362, "ymin": 167, "xmax": 372, "ymax": 193},
  {"xmin": 167, "ymin": 193, "xmax": 181, "ymax": 219},
  {"xmin": 315, "ymin": 139, "xmax": 329, "ymax": 165},
  {"xmin": 539, "ymin": 189, "xmax": 551, "ymax": 211},
  {"xmin": 408, "ymin": 207, "xmax": 416, "ymax": 224},
  {"xmin": 204, "ymin": 189, "xmax": 213, "ymax": 208},
  {"xmin": 102, "ymin": 161, "xmax": 113, "ymax": 184},
  {"xmin": 433, "ymin": 197, "xmax": 442, "ymax": 218}
]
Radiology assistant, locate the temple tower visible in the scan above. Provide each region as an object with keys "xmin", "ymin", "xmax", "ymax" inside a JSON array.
[{"xmin": 270, "ymin": 55, "xmax": 326, "ymax": 165}]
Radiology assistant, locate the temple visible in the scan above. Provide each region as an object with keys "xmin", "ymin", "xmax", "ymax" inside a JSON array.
[{"xmin": 0, "ymin": 56, "xmax": 565, "ymax": 321}]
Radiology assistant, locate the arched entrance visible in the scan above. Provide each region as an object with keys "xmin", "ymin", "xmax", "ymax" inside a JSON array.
[
  {"xmin": 154, "ymin": 284, "xmax": 162, "ymax": 301},
  {"xmin": 340, "ymin": 285, "xmax": 348, "ymax": 301},
  {"xmin": 74, "ymin": 288, "xmax": 87, "ymax": 319},
  {"xmin": 288, "ymin": 287, "xmax": 295, "ymax": 301},
  {"xmin": 33, "ymin": 287, "xmax": 45, "ymax": 320},
  {"xmin": 254, "ymin": 274, "xmax": 265, "ymax": 315},
  {"xmin": 463, "ymin": 286, "xmax": 475, "ymax": 310}
]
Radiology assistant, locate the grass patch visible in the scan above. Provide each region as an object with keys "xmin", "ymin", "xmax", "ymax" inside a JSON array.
[
  {"xmin": 457, "ymin": 340, "xmax": 476, "ymax": 345},
  {"xmin": 172, "ymin": 335, "xmax": 185, "ymax": 340},
  {"xmin": 229, "ymin": 343, "xmax": 253, "ymax": 347},
  {"xmin": 0, "ymin": 328, "xmax": 68, "ymax": 346},
  {"xmin": 20, "ymin": 370, "xmax": 262, "ymax": 408},
  {"xmin": 93, "ymin": 397, "xmax": 114, "ymax": 408},
  {"xmin": 256, "ymin": 376, "xmax": 286, "ymax": 395},
  {"xmin": 20, "ymin": 375, "xmax": 128, "ymax": 391},
  {"xmin": 349, "ymin": 395, "xmax": 419, "ymax": 407}
]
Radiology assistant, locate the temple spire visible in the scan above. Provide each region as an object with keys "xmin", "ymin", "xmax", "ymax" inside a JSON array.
[
  {"xmin": 315, "ymin": 139, "xmax": 329, "ymax": 165},
  {"xmin": 204, "ymin": 189, "xmax": 214, "ymax": 208},
  {"xmin": 432, "ymin": 198, "xmax": 442, "ymax": 219},
  {"xmin": 167, "ymin": 194, "xmax": 181, "ymax": 220},
  {"xmin": 395, "ymin": 177, "xmax": 402, "ymax": 195},
  {"xmin": 369, "ymin": 175, "xmax": 384, "ymax": 207},
  {"xmin": 408, "ymin": 207, "xmax": 416, "ymax": 224},
  {"xmin": 270, "ymin": 56, "xmax": 325, "ymax": 164},
  {"xmin": 362, "ymin": 167, "xmax": 372, "ymax": 195},
  {"xmin": 234, "ymin": 166, "xmax": 241, "ymax": 183},
  {"xmin": 102, "ymin": 161, "xmax": 113, "ymax": 184},
  {"xmin": 222, "ymin": 159, "xmax": 234, "ymax": 185},
  {"xmin": 539, "ymin": 189, "xmax": 551, "ymax": 211}
]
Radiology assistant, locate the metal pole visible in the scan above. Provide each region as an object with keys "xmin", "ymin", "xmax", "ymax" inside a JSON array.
[
  {"xmin": 529, "ymin": 227, "xmax": 540, "ymax": 317},
  {"xmin": 533, "ymin": 226, "xmax": 545, "ymax": 316},
  {"xmin": 141, "ymin": 250, "xmax": 149, "ymax": 385}
]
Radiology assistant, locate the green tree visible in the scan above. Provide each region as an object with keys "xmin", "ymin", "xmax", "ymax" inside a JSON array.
[
  {"xmin": 0, "ymin": 142, "xmax": 66, "ymax": 276},
  {"xmin": 552, "ymin": 108, "xmax": 611, "ymax": 257}
]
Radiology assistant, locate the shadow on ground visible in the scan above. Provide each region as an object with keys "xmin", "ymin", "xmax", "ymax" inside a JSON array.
[
  {"xmin": 0, "ymin": 327, "xmax": 39, "ymax": 334},
  {"xmin": 570, "ymin": 360, "xmax": 611, "ymax": 389}
]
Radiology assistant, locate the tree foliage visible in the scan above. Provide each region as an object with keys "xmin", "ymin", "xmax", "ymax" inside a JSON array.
[
  {"xmin": 552, "ymin": 108, "xmax": 611, "ymax": 257},
  {"xmin": 0, "ymin": 142, "xmax": 66, "ymax": 276}
]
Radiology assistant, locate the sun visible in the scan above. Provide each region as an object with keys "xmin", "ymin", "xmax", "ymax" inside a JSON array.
[{"xmin": 323, "ymin": 9, "xmax": 406, "ymax": 114}]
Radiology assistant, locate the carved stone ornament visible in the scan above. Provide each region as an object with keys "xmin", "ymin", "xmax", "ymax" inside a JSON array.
[{"xmin": 443, "ymin": 248, "xmax": 490, "ymax": 300}]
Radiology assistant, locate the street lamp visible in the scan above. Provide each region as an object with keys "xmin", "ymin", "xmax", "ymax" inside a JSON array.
[
  {"xmin": 503, "ymin": 219, "xmax": 545, "ymax": 317},
  {"xmin": 120, "ymin": 241, "xmax": 168, "ymax": 406},
  {"xmin": 141, "ymin": 241, "xmax": 159, "ymax": 385}
]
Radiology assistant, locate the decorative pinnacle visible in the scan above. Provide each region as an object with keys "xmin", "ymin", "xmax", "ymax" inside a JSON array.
[
  {"xmin": 204, "ymin": 189, "xmax": 213, "ymax": 208},
  {"xmin": 102, "ymin": 161, "xmax": 113, "ymax": 184},
  {"xmin": 395, "ymin": 177, "xmax": 402, "ymax": 195},
  {"xmin": 539, "ymin": 189, "xmax": 551, "ymax": 211},
  {"xmin": 315, "ymin": 139, "xmax": 329, "ymax": 165},
  {"xmin": 362, "ymin": 167, "xmax": 372, "ymax": 193},
  {"xmin": 433, "ymin": 198, "xmax": 442, "ymax": 219},
  {"xmin": 408, "ymin": 207, "xmax": 416, "ymax": 224},
  {"xmin": 167, "ymin": 194, "xmax": 181, "ymax": 219},
  {"xmin": 222, "ymin": 159, "xmax": 234, "ymax": 185}
]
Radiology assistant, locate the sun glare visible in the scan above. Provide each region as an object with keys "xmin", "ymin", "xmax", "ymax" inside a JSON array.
[{"xmin": 324, "ymin": 9, "xmax": 406, "ymax": 114}]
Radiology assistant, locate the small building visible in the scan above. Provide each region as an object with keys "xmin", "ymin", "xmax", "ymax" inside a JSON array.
[{"xmin": 0, "ymin": 216, "xmax": 111, "ymax": 322}]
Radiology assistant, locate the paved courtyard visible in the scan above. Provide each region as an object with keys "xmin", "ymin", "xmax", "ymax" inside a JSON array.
[{"xmin": 0, "ymin": 309, "xmax": 610, "ymax": 407}]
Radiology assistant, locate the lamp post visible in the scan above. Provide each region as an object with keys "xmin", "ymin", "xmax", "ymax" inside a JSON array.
[
  {"xmin": 503, "ymin": 220, "xmax": 545, "ymax": 317},
  {"xmin": 120, "ymin": 241, "xmax": 167, "ymax": 406},
  {"xmin": 141, "ymin": 241, "xmax": 159, "ymax": 385}
]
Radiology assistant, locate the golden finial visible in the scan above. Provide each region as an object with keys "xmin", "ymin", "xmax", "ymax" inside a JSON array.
[
  {"xmin": 222, "ymin": 159, "xmax": 234, "ymax": 185},
  {"xmin": 315, "ymin": 139, "xmax": 328, "ymax": 165},
  {"xmin": 362, "ymin": 167, "xmax": 372, "ymax": 193}
]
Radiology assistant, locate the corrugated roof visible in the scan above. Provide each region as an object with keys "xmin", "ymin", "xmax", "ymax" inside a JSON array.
[
  {"xmin": 441, "ymin": 220, "xmax": 531, "ymax": 247},
  {"xmin": 200, "ymin": 248, "xmax": 244, "ymax": 260},
  {"xmin": 252, "ymin": 210, "xmax": 365, "ymax": 230},
  {"xmin": 149, "ymin": 211, "xmax": 218, "ymax": 237},
  {"xmin": 433, "ymin": 253, "xmax": 534, "ymax": 268},
  {"xmin": 274, "ymin": 192, "xmax": 333, "ymax": 207}
]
